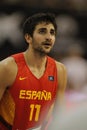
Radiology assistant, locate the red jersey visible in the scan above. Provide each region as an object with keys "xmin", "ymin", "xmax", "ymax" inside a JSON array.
[{"xmin": 0, "ymin": 53, "xmax": 58, "ymax": 130}]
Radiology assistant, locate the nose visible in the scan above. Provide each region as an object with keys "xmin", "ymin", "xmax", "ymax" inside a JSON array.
[{"xmin": 45, "ymin": 33, "xmax": 52, "ymax": 41}]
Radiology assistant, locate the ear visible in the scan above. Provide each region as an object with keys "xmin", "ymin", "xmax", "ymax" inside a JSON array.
[{"xmin": 24, "ymin": 33, "xmax": 32, "ymax": 44}]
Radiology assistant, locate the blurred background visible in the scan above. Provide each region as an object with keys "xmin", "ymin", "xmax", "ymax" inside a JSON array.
[
  {"xmin": 0, "ymin": 0, "xmax": 87, "ymax": 60},
  {"xmin": 0, "ymin": 1, "xmax": 87, "ymax": 129}
]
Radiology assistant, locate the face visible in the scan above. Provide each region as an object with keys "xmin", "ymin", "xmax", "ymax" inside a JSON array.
[{"xmin": 30, "ymin": 22, "xmax": 56, "ymax": 55}]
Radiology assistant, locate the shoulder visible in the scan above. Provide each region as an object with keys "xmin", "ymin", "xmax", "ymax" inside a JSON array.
[
  {"xmin": 0, "ymin": 56, "xmax": 17, "ymax": 71},
  {"xmin": 0, "ymin": 56, "xmax": 18, "ymax": 86},
  {"xmin": 55, "ymin": 60, "xmax": 67, "ymax": 73},
  {"xmin": 48, "ymin": 56, "xmax": 67, "ymax": 75},
  {"xmin": 55, "ymin": 60, "xmax": 67, "ymax": 90}
]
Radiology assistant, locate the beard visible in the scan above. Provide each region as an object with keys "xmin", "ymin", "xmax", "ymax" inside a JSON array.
[
  {"xmin": 31, "ymin": 38, "xmax": 54, "ymax": 56},
  {"xmin": 32, "ymin": 44, "xmax": 53, "ymax": 56}
]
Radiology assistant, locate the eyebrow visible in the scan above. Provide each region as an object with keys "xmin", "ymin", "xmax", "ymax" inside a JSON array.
[
  {"xmin": 38, "ymin": 28, "xmax": 47, "ymax": 31},
  {"xmin": 38, "ymin": 27, "xmax": 55, "ymax": 32}
]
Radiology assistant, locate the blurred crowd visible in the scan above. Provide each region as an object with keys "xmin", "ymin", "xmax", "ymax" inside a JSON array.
[{"xmin": 0, "ymin": 0, "xmax": 87, "ymax": 10}]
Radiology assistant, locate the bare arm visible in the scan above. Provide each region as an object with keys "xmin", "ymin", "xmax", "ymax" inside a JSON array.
[
  {"xmin": 56, "ymin": 61, "xmax": 67, "ymax": 107},
  {"xmin": 0, "ymin": 57, "xmax": 17, "ymax": 100}
]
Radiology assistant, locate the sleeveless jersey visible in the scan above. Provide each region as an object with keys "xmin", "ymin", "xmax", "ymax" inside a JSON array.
[{"xmin": 0, "ymin": 53, "xmax": 58, "ymax": 130}]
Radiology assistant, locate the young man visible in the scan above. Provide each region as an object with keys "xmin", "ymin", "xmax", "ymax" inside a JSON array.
[{"xmin": 0, "ymin": 13, "xmax": 67, "ymax": 130}]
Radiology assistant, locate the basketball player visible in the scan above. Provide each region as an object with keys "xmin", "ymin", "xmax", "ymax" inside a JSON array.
[{"xmin": 0, "ymin": 13, "xmax": 67, "ymax": 130}]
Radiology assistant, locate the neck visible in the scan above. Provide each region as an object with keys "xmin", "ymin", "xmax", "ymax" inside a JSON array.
[{"xmin": 24, "ymin": 49, "xmax": 47, "ymax": 69}]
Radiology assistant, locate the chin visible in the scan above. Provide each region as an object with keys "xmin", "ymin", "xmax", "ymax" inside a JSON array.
[
  {"xmin": 39, "ymin": 51, "xmax": 50, "ymax": 56},
  {"xmin": 36, "ymin": 48, "xmax": 52, "ymax": 55},
  {"xmin": 45, "ymin": 49, "xmax": 52, "ymax": 54},
  {"xmin": 44, "ymin": 47, "xmax": 52, "ymax": 52}
]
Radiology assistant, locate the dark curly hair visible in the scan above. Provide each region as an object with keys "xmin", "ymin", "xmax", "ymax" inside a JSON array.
[{"xmin": 23, "ymin": 12, "xmax": 57, "ymax": 37}]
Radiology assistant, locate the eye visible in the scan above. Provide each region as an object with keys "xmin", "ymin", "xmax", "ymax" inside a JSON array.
[
  {"xmin": 50, "ymin": 30, "xmax": 55, "ymax": 35},
  {"xmin": 39, "ymin": 30, "xmax": 46, "ymax": 34},
  {"xmin": 38, "ymin": 28, "xmax": 46, "ymax": 34}
]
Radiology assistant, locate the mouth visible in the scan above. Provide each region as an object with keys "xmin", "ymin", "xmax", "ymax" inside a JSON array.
[
  {"xmin": 43, "ymin": 44, "xmax": 52, "ymax": 49},
  {"xmin": 42, "ymin": 42, "xmax": 52, "ymax": 47}
]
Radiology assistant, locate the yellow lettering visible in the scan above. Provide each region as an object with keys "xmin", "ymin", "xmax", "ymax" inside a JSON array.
[
  {"xmin": 29, "ymin": 104, "xmax": 41, "ymax": 121},
  {"xmin": 19, "ymin": 90, "xmax": 52, "ymax": 100},
  {"xmin": 31, "ymin": 91, "xmax": 36, "ymax": 99},
  {"xmin": 34, "ymin": 91, "xmax": 41, "ymax": 100},
  {"xmin": 26, "ymin": 90, "xmax": 31, "ymax": 99},
  {"xmin": 19, "ymin": 90, "xmax": 26, "ymax": 99},
  {"xmin": 47, "ymin": 92, "xmax": 51, "ymax": 100},
  {"xmin": 41, "ymin": 90, "xmax": 47, "ymax": 100}
]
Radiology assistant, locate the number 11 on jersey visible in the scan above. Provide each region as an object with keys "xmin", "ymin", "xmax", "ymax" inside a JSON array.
[{"xmin": 29, "ymin": 104, "xmax": 41, "ymax": 121}]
